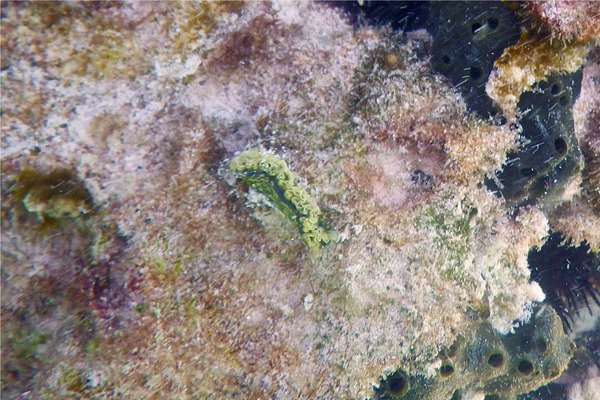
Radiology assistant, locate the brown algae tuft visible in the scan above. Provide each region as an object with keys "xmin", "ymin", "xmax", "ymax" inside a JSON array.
[{"xmin": 8, "ymin": 168, "xmax": 94, "ymax": 228}]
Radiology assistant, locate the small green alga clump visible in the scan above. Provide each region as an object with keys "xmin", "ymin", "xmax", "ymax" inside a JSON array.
[
  {"xmin": 230, "ymin": 149, "xmax": 330, "ymax": 252},
  {"xmin": 8, "ymin": 168, "xmax": 94, "ymax": 229}
]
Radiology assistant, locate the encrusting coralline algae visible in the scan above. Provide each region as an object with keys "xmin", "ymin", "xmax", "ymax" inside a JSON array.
[{"xmin": 1, "ymin": 1, "xmax": 598, "ymax": 399}]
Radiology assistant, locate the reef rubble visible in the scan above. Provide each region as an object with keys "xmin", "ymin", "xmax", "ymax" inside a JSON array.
[{"xmin": 1, "ymin": 2, "xmax": 598, "ymax": 399}]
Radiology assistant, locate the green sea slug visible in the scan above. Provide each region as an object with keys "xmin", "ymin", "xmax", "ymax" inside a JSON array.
[{"xmin": 230, "ymin": 149, "xmax": 330, "ymax": 252}]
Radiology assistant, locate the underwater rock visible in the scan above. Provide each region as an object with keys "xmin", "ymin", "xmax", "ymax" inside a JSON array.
[
  {"xmin": 2, "ymin": 1, "xmax": 598, "ymax": 399},
  {"xmin": 1, "ymin": 161, "xmax": 127, "ymax": 396},
  {"xmin": 424, "ymin": 1, "xmax": 589, "ymax": 209},
  {"xmin": 522, "ymin": 1, "xmax": 600, "ymax": 44},
  {"xmin": 353, "ymin": 1, "xmax": 590, "ymax": 209},
  {"xmin": 375, "ymin": 306, "xmax": 573, "ymax": 400},
  {"xmin": 424, "ymin": 2, "xmax": 588, "ymax": 208}
]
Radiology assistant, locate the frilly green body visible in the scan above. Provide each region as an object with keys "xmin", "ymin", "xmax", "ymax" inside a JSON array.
[{"xmin": 230, "ymin": 149, "xmax": 330, "ymax": 252}]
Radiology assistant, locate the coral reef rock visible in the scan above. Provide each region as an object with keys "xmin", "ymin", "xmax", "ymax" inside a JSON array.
[{"xmin": 1, "ymin": 1, "xmax": 598, "ymax": 399}]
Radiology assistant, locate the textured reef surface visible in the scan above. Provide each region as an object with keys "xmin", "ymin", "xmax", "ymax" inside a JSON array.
[
  {"xmin": 375, "ymin": 307, "xmax": 573, "ymax": 400},
  {"xmin": 1, "ymin": 1, "xmax": 599, "ymax": 399}
]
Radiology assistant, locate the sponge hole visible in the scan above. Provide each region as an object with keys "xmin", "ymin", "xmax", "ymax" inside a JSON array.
[
  {"xmin": 554, "ymin": 137, "xmax": 568, "ymax": 155},
  {"xmin": 536, "ymin": 338, "xmax": 548, "ymax": 353},
  {"xmin": 551, "ymin": 83, "xmax": 562, "ymax": 95},
  {"xmin": 471, "ymin": 22, "xmax": 483, "ymax": 34},
  {"xmin": 442, "ymin": 55, "xmax": 451, "ymax": 64},
  {"xmin": 451, "ymin": 390, "xmax": 463, "ymax": 400},
  {"xmin": 487, "ymin": 18, "xmax": 499, "ymax": 29},
  {"xmin": 439, "ymin": 363, "xmax": 455, "ymax": 377},
  {"xmin": 386, "ymin": 371, "xmax": 409, "ymax": 396},
  {"xmin": 479, "ymin": 308, "xmax": 490, "ymax": 320},
  {"xmin": 487, "ymin": 353, "xmax": 504, "ymax": 368},
  {"xmin": 518, "ymin": 359, "xmax": 534, "ymax": 375},
  {"xmin": 447, "ymin": 341, "xmax": 460, "ymax": 358},
  {"xmin": 470, "ymin": 66, "xmax": 483, "ymax": 80},
  {"xmin": 559, "ymin": 95, "xmax": 570, "ymax": 107},
  {"xmin": 520, "ymin": 167, "xmax": 537, "ymax": 178}
]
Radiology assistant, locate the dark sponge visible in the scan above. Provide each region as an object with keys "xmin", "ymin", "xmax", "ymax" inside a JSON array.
[
  {"xmin": 488, "ymin": 70, "xmax": 584, "ymax": 206},
  {"xmin": 428, "ymin": 1, "xmax": 522, "ymax": 123}
]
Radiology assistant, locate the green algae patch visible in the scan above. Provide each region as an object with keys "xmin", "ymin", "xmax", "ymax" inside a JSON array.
[
  {"xmin": 230, "ymin": 149, "xmax": 330, "ymax": 252},
  {"xmin": 8, "ymin": 168, "xmax": 94, "ymax": 229}
]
